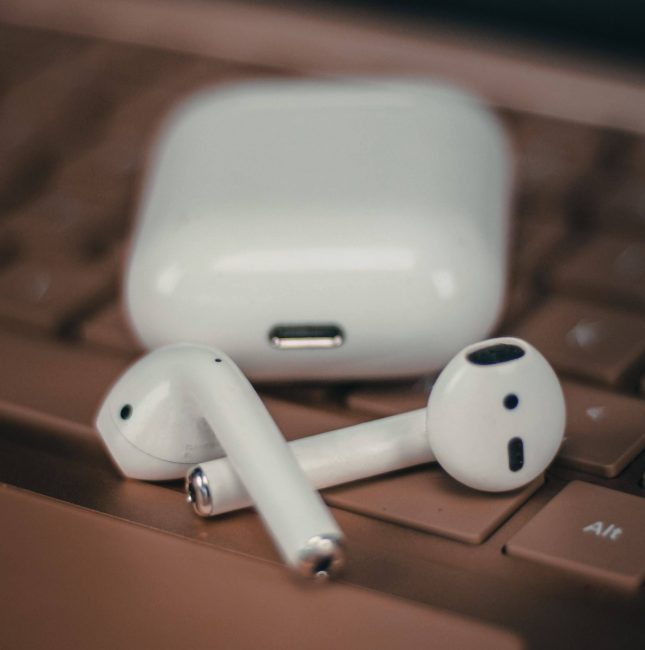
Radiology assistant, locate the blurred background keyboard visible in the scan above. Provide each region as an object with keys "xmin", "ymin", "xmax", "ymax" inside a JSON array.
[{"xmin": 0, "ymin": 3, "xmax": 643, "ymax": 649}]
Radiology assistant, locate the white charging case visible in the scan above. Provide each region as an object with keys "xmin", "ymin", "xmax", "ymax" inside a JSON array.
[{"xmin": 126, "ymin": 78, "xmax": 512, "ymax": 380}]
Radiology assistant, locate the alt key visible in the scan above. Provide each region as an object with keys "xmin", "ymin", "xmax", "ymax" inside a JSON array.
[{"xmin": 505, "ymin": 481, "xmax": 645, "ymax": 591}]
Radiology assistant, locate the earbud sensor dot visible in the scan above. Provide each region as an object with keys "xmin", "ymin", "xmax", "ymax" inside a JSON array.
[{"xmin": 504, "ymin": 394, "xmax": 519, "ymax": 410}]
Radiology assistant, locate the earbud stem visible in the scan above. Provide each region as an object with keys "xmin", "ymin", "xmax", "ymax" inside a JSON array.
[
  {"xmin": 184, "ymin": 352, "xmax": 343, "ymax": 575},
  {"xmin": 188, "ymin": 408, "xmax": 432, "ymax": 516}
]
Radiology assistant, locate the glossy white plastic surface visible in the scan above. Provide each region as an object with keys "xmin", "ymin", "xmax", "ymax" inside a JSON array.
[
  {"xmin": 185, "ymin": 337, "xmax": 565, "ymax": 510},
  {"xmin": 191, "ymin": 409, "xmax": 432, "ymax": 515},
  {"xmin": 95, "ymin": 344, "xmax": 342, "ymax": 570},
  {"xmin": 126, "ymin": 78, "xmax": 512, "ymax": 380},
  {"xmin": 427, "ymin": 337, "xmax": 566, "ymax": 491}
]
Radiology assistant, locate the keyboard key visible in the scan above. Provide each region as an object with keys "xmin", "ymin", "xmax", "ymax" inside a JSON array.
[
  {"xmin": 0, "ymin": 330, "xmax": 128, "ymax": 433},
  {"xmin": 513, "ymin": 217, "xmax": 568, "ymax": 278},
  {"xmin": 80, "ymin": 302, "xmax": 143, "ymax": 356},
  {"xmin": 0, "ymin": 42, "xmax": 103, "ymax": 145},
  {"xmin": 0, "ymin": 46, "xmax": 119, "ymax": 165},
  {"xmin": 506, "ymin": 481, "xmax": 645, "ymax": 591},
  {"xmin": 0, "ymin": 486, "xmax": 524, "ymax": 650},
  {"xmin": 0, "ymin": 26, "xmax": 87, "ymax": 97},
  {"xmin": 594, "ymin": 130, "xmax": 644, "ymax": 174},
  {"xmin": 263, "ymin": 397, "xmax": 368, "ymax": 441},
  {"xmin": 2, "ymin": 192, "xmax": 124, "ymax": 262},
  {"xmin": 51, "ymin": 139, "xmax": 141, "ymax": 215},
  {"xmin": 326, "ymin": 468, "xmax": 543, "ymax": 544},
  {"xmin": 0, "ymin": 258, "xmax": 116, "ymax": 334},
  {"xmin": 593, "ymin": 178, "xmax": 645, "ymax": 233},
  {"xmin": 0, "ymin": 60, "xmax": 88, "ymax": 207},
  {"xmin": 501, "ymin": 278, "xmax": 538, "ymax": 325},
  {"xmin": 0, "ymin": 44, "xmax": 193, "ymax": 211},
  {"xmin": 0, "ymin": 43, "xmax": 182, "ymax": 155},
  {"xmin": 514, "ymin": 297, "xmax": 645, "ymax": 386},
  {"xmin": 346, "ymin": 381, "xmax": 430, "ymax": 416},
  {"xmin": 0, "ymin": 233, "xmax": 18, "ymax": 269},
  {"xmin": 512, "ymin": 116, "xmax": 599, "ymax": 201},
  {"xmin": 104, "ymin": 60, "xmax": 250, "ymax": 145},
  {"xmin": 552, "ymin": 236, "xmax": 645, "ymax": 311},
  {"xmin": 558, "ymin": 382, "xmax": 645, "ymax": 477},
  {"xmin": 587, "ymin": 136, "xmax": 645, "ymax": 233}
]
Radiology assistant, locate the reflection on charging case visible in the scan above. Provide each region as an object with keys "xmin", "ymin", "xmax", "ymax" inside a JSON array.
[{"xmin": 126, "ymin": 79, "xmax": 512, "ymax": 380}]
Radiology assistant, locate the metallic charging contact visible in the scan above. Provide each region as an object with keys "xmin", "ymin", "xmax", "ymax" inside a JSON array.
[
  {"xmin": 187, "ymin": 467, "xmax": 345, "ymax": 580},
  {"xmin": 185, "ymin": 467, "xmax": 213, "ymax": 516},
  {"xmin": 297, "ymin": 535, "xmax": 345, "ymax": 580},
  {"xmin": 269, "ymin": 324, "xmax": 344, "ymax": 350}
]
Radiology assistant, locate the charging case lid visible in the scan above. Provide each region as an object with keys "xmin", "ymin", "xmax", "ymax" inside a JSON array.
[{"xmin": 126, "ymin": 78, "xmax": 512, "ymax": 380}]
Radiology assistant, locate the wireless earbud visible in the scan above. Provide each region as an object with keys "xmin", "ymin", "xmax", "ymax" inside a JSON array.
[
  {"xmin": 95, "ymin": 343, "xmax": 344, "ymax": 578},
  {"xmin": 185, "ymin": 337, "xmax": 565, "ymax": 516},
  {"xmin": 426, "ymin": 338, "xmax": 565, "ymax": 491}
]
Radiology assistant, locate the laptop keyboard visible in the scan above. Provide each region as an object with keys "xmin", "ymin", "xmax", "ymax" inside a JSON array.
[{"xmin": 0, "ymin": 23, "xmax": 643, "ymax": 650}]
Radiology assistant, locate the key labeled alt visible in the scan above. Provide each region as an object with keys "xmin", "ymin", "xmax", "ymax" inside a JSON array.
[
  {"xmin": 505, "ymin": 481, "xmax": 645, "ymax": 591},
  {"xmin": 582, "ymin": 521, "xmax": 623, "ymax": 541}
]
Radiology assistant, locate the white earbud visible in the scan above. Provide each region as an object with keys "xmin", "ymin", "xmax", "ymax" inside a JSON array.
[
  {"xmin": 427, "ymin": 337, "xmax": 565, "ymax": 491},
  {"xmin": 95, "ymin": 343, "xmax": 344, "ymax": 578},
  {"xmin": 186, "ymin": 337, "xmax": 565, "ymax": 516}
]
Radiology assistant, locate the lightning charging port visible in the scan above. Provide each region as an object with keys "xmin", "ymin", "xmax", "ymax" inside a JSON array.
[{"xmin": 269, "ymin": 324, "xmax": 344, "ymax": 350}]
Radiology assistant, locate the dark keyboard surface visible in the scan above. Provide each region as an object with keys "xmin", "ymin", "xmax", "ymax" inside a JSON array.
[{"xmin": 0, "ymin": 23, "xmax": 644, "ymax": 650}]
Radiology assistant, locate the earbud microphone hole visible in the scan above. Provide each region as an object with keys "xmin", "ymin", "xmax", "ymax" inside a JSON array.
[
  {"xmin": 504, "ymin": 394, "xmax": 519, "ymax": 410},
  {"xmin": 314, "ymin": 556, "xmax": 333, "ymax": 577}
]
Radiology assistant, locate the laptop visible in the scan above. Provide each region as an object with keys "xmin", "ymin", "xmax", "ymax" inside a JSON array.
[{"xmin": 0, "ymin": 2, "xmax": 643, "ymax": 648}]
